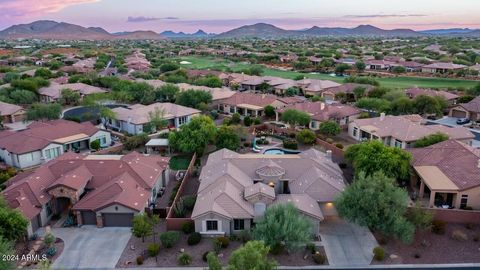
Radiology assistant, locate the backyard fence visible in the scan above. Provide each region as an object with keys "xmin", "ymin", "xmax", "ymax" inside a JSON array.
[
  {"xmin": 425, "ymin": 207, "xmax": 480, "ymax": 224},
  {"xmin": 165, "ymin": 152, "xmax": 197, "ymax": 231}
]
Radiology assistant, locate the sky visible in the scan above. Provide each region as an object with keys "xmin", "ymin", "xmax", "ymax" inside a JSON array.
[{"xmin": 0, "ymin": 0, "xmax": 480, "ymax": 33}]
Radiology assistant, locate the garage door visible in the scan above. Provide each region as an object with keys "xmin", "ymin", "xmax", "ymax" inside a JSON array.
[
  {"xmin": 81, "ymin": 211, "xmax": 97, "ymax": 225},
  {"xmin": 452, "ymin": 109, "xmax": 467, "ymax": 118},
  {"xmin": 102, "ymin": 213, "xmax": 134, "ymax": 227}
]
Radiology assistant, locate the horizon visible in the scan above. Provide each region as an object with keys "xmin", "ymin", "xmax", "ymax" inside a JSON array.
[{"xmin": 1, "ymin": 0, "xmax": 480, "ymax": 33}]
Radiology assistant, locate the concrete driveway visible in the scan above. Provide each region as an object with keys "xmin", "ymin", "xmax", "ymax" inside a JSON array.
[
  {"xmin": 39, "ymin": 226, "xmax": 131, "ymax": 269},
  {"xmin": 319, "ymin": 217, "xmax": 378, "ymax": 266}
]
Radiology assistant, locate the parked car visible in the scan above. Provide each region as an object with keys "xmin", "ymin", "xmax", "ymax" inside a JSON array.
[{"xmin": 456, "ymin": 118, "xmax": 470, "ymax": 125}]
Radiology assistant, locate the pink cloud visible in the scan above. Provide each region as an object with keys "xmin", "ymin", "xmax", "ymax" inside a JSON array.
[{"xmin": 0, "ymin": 0, "xmax": 99, "ymax": 17}]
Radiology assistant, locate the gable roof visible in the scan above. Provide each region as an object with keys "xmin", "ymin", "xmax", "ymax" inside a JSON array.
[
  {"xmin": 0, "ymin": 101, "xmax": 24, "ymax": 116},
  {"xmin": 111, "ymin": 102, "xmax": 200, "ymax": 125},
  {"xmin": 277, "ymin": 101, "xmax": 360, "ymax": 121},
  {"xmin": 405, "ymin": 88, "xmax": 459, "ymax": 101},
  {"xmin": 458, "ymin": 96, "xmax": 480, "ymax": 113}
]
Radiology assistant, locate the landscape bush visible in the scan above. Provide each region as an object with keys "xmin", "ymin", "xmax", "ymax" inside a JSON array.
[
  {"xmin": 306, "ymin": 243, "xmax": 316, "ymax": 254},
  {"xmin": 181, "ymin": 195, "xmax": 196, "ymax": 211},
  {"xmin": 160, "ymin": 231, "xmax": 180, "ymax": 248},
  {"xmin": 136, "ymin": 255, "xmax": 144, "ymax": 265},
  {"xmin": 373, "ymin": 246, "xmax": 385, "ymax": 261},
  {"xmin": 147, "ymin": 243, "xmax": 160, "ymax": 257},
  {"xmin": 282, "ymin": 138, "xmax": 298, "ymax": 150},
  {"xmin": 187, "ymin": 232, "xmax": 202, "ymax": 246},
  {"xmin": 238, "ymin": 230, "xmax": 251, "ymax": 243},
  {"xmin": 451, "ymin": 230, "xmax": 468, "ymax": 241},
  {"xmin": 45, "ymin": 247, "xmax": 57, "ymax": 258},
  {"xmin": 177, "ymin": 253, "xmax": 192, "ymax": 265},
  {"xmin": 312, "ymin": 253, "xmax": 326, "ymax": 264},
  {"xmin": 335, "ymin": 143, "xmax": 344, "ymax": 149},
  {"xmin": 216, "ymin": 236, "xmax": 229, "ymax": 248},
  {"xmin": 431, "ymin": 220, "xmax": 447, "ymax": 235},
  {"xmin": 181, "ymin": 221, "xmax": 195, "ymax": 234},
  {"xmin": 202, "ymin": 251, "xmax": 212, "ymax": 262}
]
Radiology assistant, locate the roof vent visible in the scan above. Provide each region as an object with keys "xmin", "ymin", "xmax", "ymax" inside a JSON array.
[{"xmin": 380, "ymin": 112, "xmax": 386, "ymax": 121}]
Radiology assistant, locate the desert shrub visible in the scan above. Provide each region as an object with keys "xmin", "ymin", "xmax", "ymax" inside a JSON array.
[
  {"xmin": 238, "ymin": 230, "xmax": 251, "ymax": 243},
  {"xmin": 325, "ymin": 137, "xmax": 334, "ymax": 144},
  {"xmin": 187, "ymin": 232, "xmax": 202, "ymax": 246},
  {"xmin": 282, "ymin": 138, "xmax": 298, "ymax": 150},
  {"xmin": 45, "ymin": 247, "xmax": 56, "ymax": 257},
  {"xmin": 181, "ymin": 221, "xmax": 195, "ymax": 234},
  {"xmin": 212, "ymin": 238, "xmax": 222, "ymax": 253},
  {"xmin": 147, "ymin": 243, "xmax": 160, "ymax": 257},
  {"xmin": 243, "ymin": 116, "xmax": 253, "ymax": 126},
  {"xmin": 136, "ymin": 255, "xmax": 144, "ymax": 265},
  {"xmin": 431, "ymin": 220, "xmax": 447, "ymax": 235},
  {"xmin": 90, "ymin": 140, "xmax": 101, "ymax": 151},
  {"xmin": 216, "ymin": 236, "xmax": 229, "ymax": 248},
  {"xmin": 160, "ymin": 231, "xmax": 180, "ymax": 248},
  {"xmin": 312, "ymin": 253, "xmax": 326, "ymax": 264},
  {"xmin": 306, "ymin": 243, "xmax": 316, "ymax": 254},
  {"xmin": 178, "ymin": 253, "xmax": 192, "ymax": 265},
  {"xmin": 373, "ymin": 246, "xmax": 385, "ymax": 261},
  {"xmin": 44, "ymin": 233, "xmax": 55, "ymax": 247},
  {"xmin": 182, "ymin": 195, "xmax": 196, "ymax": 210},
  {"xmin": 451, "ymin": 230, "xmax": 468, "ymax": 241}
]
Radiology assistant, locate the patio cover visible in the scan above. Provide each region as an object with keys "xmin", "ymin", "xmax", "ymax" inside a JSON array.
[
  {"xmin": 414, "ymin": 166, "xmax": 459, "ymax": 191},
  {"xmin": 53, "ymin": 133, "xmax": 89, "ymax": 144},
  {"xmin": 237, "ymin": 103, "xmax": 263, "ymax": 111},
  {"xmin": 146, "ymin": 139, "xmax": 169, "ymax": 147}
]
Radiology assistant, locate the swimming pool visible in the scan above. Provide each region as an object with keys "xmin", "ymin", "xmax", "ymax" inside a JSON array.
[{"xmin": 263, "ymin": 148, "xmax": 301, "ymax": 155}]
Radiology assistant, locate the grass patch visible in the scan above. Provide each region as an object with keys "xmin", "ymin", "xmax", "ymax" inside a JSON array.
[
  {"xmin": 169, "ymin": 155, "xmax": 193, "ymax": 170},
  {"xmin": 178, "ymin": 56, "xmax": 479, "ymax": 89}
]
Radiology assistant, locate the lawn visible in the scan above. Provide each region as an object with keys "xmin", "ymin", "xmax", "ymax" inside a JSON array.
[
  {"xmin": 169, "ymin": 155, "xmax": 193, "ymax": 170},
  {"xmin": 178, "ymin": 56, "xmax": 479, "ymax": 89}
]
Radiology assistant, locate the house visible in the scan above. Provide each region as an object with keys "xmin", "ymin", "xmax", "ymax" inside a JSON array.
[
  {"xmin": 2, "ymin": 152, "xmax": 170, "ymax": 235},
  {"xmin": 397, "ymin": 61, "xmax": 424, "ymax": 72},
  {"xmin": 408, "ymin": 140, "xmax": 480, "ymax": 210},
  {"xmin": 0, "ymin": 101, "xmax": 26, "ymax": 124},
  {"xmin": 421, "ymin": 62, "xmax": 466, "ymax": 74},
  {"xmin": 191, "ymin": 148, "xmax": 345, "ymax": 236},
  {"xmin": 308, "ymin": 56, "xmax": 322, "ymax": 65},
  {"xmin": 295, "ymin": 79, "xmax": 342, "ymax": 96},
  {"xmin": 449, "ymin": 96, "xmax": 480, "ymax": 120},
  {"xmin": 38, "ymin": 83, "xmax": 107, "ymax": 103},
  {"xmin": 125, "ymin": 50, "xmax": 151, "ymax": 72},
  {"xmin": 276, "ymin": 102, "xmax": 361, "ymax": 130},
  {"xmin": 176, "ymin": 83, "xmax": 236, "ymax": 105},
  {"xmin": 365, "ymin": 60, "xmax": 396, "ymax": 71},
  {"xmin": 106, "ymin": 103, "xmax": 200, "ymax": 135},
  {"xmin": 217, "ymin": 93, "xmax": 302, "ymax": 117},
  {"xmin": 279, "ymin": 54, "xmax": 299, "ymax": 63},
  {"xmin": 348, "ymin": 114, "xmax": 474, "ymax": 149},
  {"xmin": 405, "ymin": 88, "xmax": 459, "ymax": 106},
  {"xmin": 321, "ymin": 83, "xmax": 374, "ymax": 101},
  {"xmin": 0, "ymin": 120, "xmax": 112, "ymax": 169}
]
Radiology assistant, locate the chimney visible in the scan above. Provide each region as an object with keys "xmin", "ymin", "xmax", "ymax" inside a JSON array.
[
  {"xmin": 326, "ymin": 150, "xmax": 332, "ymax": 160},
  {"xmin": 477, "ymin": 159, "xmax": 480, "ymax": 169},
  {"xmin": 320, "ymin": 102, "xmax": 325, "ymax": 111},
  {"xmin": 380, "ymin": 112, "xmax": 386, "ymax": 121}
]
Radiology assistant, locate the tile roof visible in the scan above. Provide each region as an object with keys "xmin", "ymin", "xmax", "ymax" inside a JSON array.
[
  {"xmin": 408, "ymin": 140, "xmax": 480, "ymax": 190},
  {"xmin": 405, "ymin": 88, "xmax": 459, "ymax": 101},
  {"xmin": 278, "ymin": 101, "xmax": 360, "ymax": 121},
  {"xmin": 353, "ymin": 115, "xmax": 474, "ymax": 142},
  {"xmin": 111, "ymin": 102, "xmax": 200, "ymax": 125},
  {"xmin": 458, "ymin": 96, "xmax": 480, "ymax": 113},
  {"xmin": 0, "ymin": 101, "xmax": 24, "ymax": 116},
  {"xmin": 38, "ymin": 83, "xmax": 106, "ymax": 99},
  {"xmin": 2, "ymin": 152, "xmax": 170, "ymax": 217}
]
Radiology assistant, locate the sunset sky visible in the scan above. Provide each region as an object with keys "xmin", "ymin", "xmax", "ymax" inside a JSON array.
[{"xmin": 0, "ymin": 0, "xmax": 479, "ymax": 33}]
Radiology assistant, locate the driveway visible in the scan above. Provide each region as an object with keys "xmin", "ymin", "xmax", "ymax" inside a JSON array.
[
  {"xmin": 319, "ymin": 217, "xmax": 378, "ymax": 266},
  {"xmin": 39, "ymin": 226, "xmax": 131, "ymax": 269}
]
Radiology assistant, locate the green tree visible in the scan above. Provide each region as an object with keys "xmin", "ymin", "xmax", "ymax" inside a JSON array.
[
  {"xmin": 281, "ymin": 109, "xmax": 311, "ymax": 129},
  {"xmin": 391, "ymin": 66, "xmax": 406, "ymax": 74},
  {"xmin": 413, "ymin": 95, "xmax": 442, "ymax": 116},
  {"xmin": 90, "ymin": 140, "xmax": 101, "ymax": 150},
  {"xmin": 414, "ymin": 133, "xmax": 449, "ymax": 148},
  {"xmin": 319, "ymin": 120, "xmax": 341, "ymax": 137},
  {"xmin": 34, "ymin": 68, "xmax": 53, "ymax": 79},
  {"xmin": 355, "ymin": 61, "xmax": 366, "ymax": 72},
  {"xmin": 0, "ymin": 236, "xmax": 14, "ymax": 270},
  {"xmin": 147, "ymin": 107, "xmax": 168, "ymax": 133},
  {"xmin": 356, "ymin": 98, "xmax": 391, "ymax": 113},
  {"xmin": 335, "ymin": 63, "xmax": 350, "ymax": 75},
  {"xmin": 155, "ymin": 84, "xmax": 179, "ymax": 102},
  {"xmin": 252, "ymin": 203, "xmax": 312, "ymax": 252},
  {"xmin": 169, "ymin": 115, "xmax": 217, "ymax": 154},
  {"xmin": 345, "ymin": 140, "xmax": 412, "ymax": 180},
  {"xmin": 353, "ymin": 87, "xmax": 366, "ymax": 101},
  {"xmin": 216, "ymin": 126, "xmax": 240, "ymax": 151},
  {"xmin": 207, "ymin": 252, "xmax": 222, "ymax": 270},
  {"xmin": 285, "ymin": 87, "xmax": 299, "ymax": 97},
  {"xmin": 27, "ymin": 103, "xmax": 62, "ymax": 121},
  {"xmin": 131, "ymin": 214, "xmax": 153, "ymax": 242},
  {"xmin": 175, "ymin": 90, "xmax": 212, "ymax": 109},
  {"xmin": 390, "ymin": 97, "xmax": 415, "ymax": 115},
  {"xmin": 228, "ymin": 241, "xmax": 277, "ymax": 270},
  {"xmin": 406, "ymin": 202, "xmax": 434, "ymax": 230},
  {"xmin": 60, "ymin": 89, "xmax": 81, "ymax": 106},
  {"xmin": 335, "ymin": 171, "xmax": 415, "ymax": 243},
  {"xmin": 296, "ymin": 129, "xmax": 316, "ymax": 144},
  {"xmin": 0, "ymin": 196, "xmax": 28, "ymax": 241},
  {"xmin": 264, "ymin": 105, "xmax": 276, "ymax": 118},
  {"xmin": 9, "ymin": 89, "xmax": 37, "ymax": 104}
]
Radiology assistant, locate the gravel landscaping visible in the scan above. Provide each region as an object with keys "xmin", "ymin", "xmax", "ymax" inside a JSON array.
[{"xmin": 372, "ymin": 223, "xmax": 480, "ymax": 264}]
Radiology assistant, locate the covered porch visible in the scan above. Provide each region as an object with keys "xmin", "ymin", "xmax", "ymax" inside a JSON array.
[
  {"xmin": 411, "ymin": 166, "xmax": 459, "ymax": 209},
  {"xmin": 54, "ymin": 133, "xmax": 91, "ymax": 153},
  {"xmin": 236, "ymin": 104, "xmax": 263, "ymax": 117}
]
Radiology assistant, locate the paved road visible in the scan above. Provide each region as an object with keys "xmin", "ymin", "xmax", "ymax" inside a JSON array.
[
  {"xmin": 320, "ymin": 217, "xmax": 378, "ymax": 266},
  {"xmin": 40, "ymin": 226, "xmax": 131, "ymax": 269}
]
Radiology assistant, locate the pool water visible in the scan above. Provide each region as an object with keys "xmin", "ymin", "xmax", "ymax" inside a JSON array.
[{"xmin": 263, "ymin": 148, "xmax": 301, "ymax": 155}]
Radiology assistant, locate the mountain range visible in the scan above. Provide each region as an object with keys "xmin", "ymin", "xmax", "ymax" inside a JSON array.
[{"xmin": 0, "ymin": 20, "xmax": 479, "ymax": 40}]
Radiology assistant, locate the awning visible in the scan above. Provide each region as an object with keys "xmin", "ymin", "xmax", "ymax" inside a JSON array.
[
  {"xmin": 54, "ymin": 133, "xmax": 90, "ymax": 144},
  {"xmin": 146, "ymin": 139, "xmax": 169, "ymax": 147},
  {"xmin": 237, "ymin": 103, "xmax": 263, "ymax": 111},
  {"xmin": 414, "ymin": 166, "xmax": 459, "ymax": 191}
]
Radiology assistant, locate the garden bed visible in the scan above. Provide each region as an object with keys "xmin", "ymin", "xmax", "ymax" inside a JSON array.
[
  {"xmin": 372, "ymin": 223, "xmax": 480, "ymax": 264},
  {"xmin": 169, "ymin": 155, "xmax": 193, "ymax": 170}
]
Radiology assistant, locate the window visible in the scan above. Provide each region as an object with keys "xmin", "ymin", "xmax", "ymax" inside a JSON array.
[
  {"xmin": 230, "ymin": 106, "xmax": 235, "ymax": 113},
  {"xmin": 45, "ymin": 147, "xmax": 61, "ymax": 160},
  {"xmin": 206, "ymin": 220, "xmax": 218, "ymax": 231},
  {"xmin": 178, "ymin": 116, "xmax": 188, "ymax": 126},
  {"xmin": 97, "ymin": 136, "xmax": 107, "ymax": 146},
  {"xmin": 45, "ymin": 201, "xmax": 52, "ymax": 217},
  {"xmin": 460, "ymin": 195, "xmax": 468, "ymax": 209},
  {"xmin": 353, "ymin": 127, "xmax": 358, "ymax": 137},
  {"xmin": 233, "ymin": 219, "xmax": 244, "ymax": 230},
  {"xmin": 394, "ymin": 139, "xmax": 403, "ymax": 148}
]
